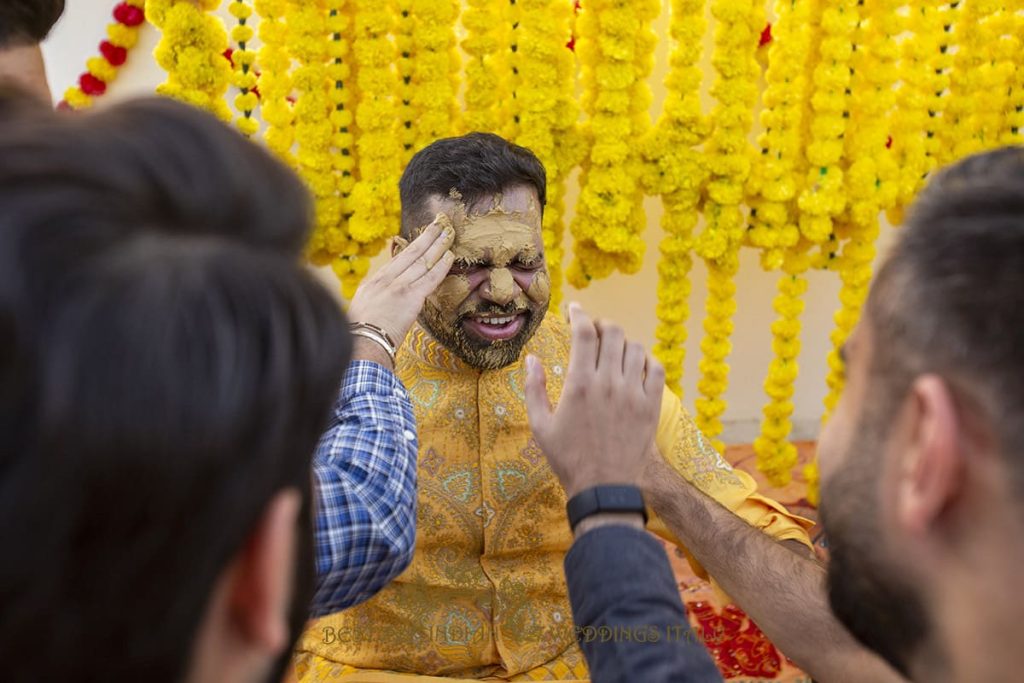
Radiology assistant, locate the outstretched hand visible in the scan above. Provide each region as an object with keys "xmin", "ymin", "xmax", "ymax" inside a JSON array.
[
  {"xmin": 525, "ymin": 303, "xmax": 665, "ymax": 499},
  {"xmin": 347, "ymin": 215, "xmax": 455, "ymax": 361}
]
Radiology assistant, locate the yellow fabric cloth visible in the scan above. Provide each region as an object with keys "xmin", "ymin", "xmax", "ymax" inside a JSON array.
[{"xmin": 293, "ymin": 316, "xmax": 812, "ymax": 682}]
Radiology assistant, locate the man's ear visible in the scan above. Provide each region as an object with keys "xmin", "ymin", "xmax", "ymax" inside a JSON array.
[
  {"xmin": 228, "ymin": 488, "xmax": 302, "ymax": 656},
  {"xmin": 895, "ymin": 375, "xmax": 963, "ymax": 536},
  {"xmin": 392, "ymin": 236, "xmax": 409, "ymax": 257}
]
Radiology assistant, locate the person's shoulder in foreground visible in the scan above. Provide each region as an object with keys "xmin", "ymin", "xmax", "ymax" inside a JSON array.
[
  {"xmin": 814, "ymin": 146, "xmax": 1024, "ymax": 683},
  {"xmin": 1, "ymin": 95, "xmax": 345, "ymax": 683}
]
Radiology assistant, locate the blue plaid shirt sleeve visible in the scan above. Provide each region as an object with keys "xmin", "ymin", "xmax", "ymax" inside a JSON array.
[{"xmin": 310, "ymin": 360, "xmax": 418, "ymax": 617}]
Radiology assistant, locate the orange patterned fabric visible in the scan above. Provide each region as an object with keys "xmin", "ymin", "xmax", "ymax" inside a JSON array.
[{"xmin": 293, "ymin": 315, "xmax": 813, "ymax": 681}]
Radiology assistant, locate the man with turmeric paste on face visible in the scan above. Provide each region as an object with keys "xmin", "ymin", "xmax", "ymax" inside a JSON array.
[{"xmin": 293, "ymin": 133, "xmax": 813, "ymax": 681}]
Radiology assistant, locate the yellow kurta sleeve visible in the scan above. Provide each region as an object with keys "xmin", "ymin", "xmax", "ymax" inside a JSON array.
[{"xmin": 646, "ymin": 390, "xmax": 814, "ymax": 581}]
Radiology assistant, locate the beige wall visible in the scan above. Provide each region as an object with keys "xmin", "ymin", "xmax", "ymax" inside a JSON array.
[{"xmin": 42, "ymin": 2, "xmax": 897, "ymax": 441}]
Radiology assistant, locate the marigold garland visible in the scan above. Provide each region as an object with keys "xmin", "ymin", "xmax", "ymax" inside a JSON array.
[
  {"xmin": 1002, "ymin": 8, "xmax": 1024, "ymax": 147},
  {"xmin": 944, "ymin": 0, "xmax": 991, "ymax": 163},
  {"xmin": 750, "ymin": 0, "xmax": 820, "ymax": 476},
  {"xmin": 842, "ymin": 0, "xmax": 896, "ymax": 230},
  {"xmin": 393, "ymin": 0, "xmax": 418, "ymax": 164},
  {"xmin": 642, "ymin": 0, "xmax": 708, "ymax": 393},
  {"xmin": 821, "ymin": 220, "xmax": 878, "ymax": 421},
  {"xmin": 254, "ymin": 0, "xmax": 294, "ymax": 162},
  {"xmin": 926, "ymin": 2, "xmax": 957, "ymax": 168},
  {"xmin": 568, "ymin": 0, "xmax": 660, "ymax": 286},
  {"xmin": 745, "ymin": 0, "xmax": 812, "ymax": 271},
  {"xmin": 348, "ymin": 0, "xmax": 401, "ymax": 239},
  {"xmin": 227, "ymin": 0, "xmax": 259, "ymax": 136},
  {"xmin": 755, "ymin": 253, "xmax": 809, "ymax": 486},
  {"xmin": 63, "ymin": 1, "xmax": 147, "ymax": 110},
  {"xmin": 888, "ymin": 0, "xmax": 941, "ymax": 223},
  {"xmin": 693, "ymin": 0, "xmax": 763, "ymax": 450},
  {"xmin": 328, "ymin": 0, "xmax": 369, "ymax": 298},
  {"xmin": 148, "ymin": 0, "xmax": 232, "ymax": 120},
  {"xmin": 797, "ymin": 0, "xmax": 897, "ymax": 496},
  {"xmin": 973, "ymin": 5, "xmax": 1015, "ymax": 153},
  {"xmin": 129, "ymin": 0, "xmax": 1024, "ymax": 498},
  {"xmin": 461, "ymin": 0, "xmax": 503, "ymax": 133},
  {"xmin": 325, "ymin": 0, "xmax": 357, "ymax": 211},
  {"xmin": 287, "ymin": 0, "xmax": 339, "ymax": 273},
  {"xmin": 409, "ymin": 0, "xmax": 460, "ymax": 151},
  {"xmin": 515, "ymin": 0, "xmax": 577, "ymax": 309},
  {"xmin": 542, "ymin": 2, "xmax": 586, "ymax": 309},
  {"xmin": 695, "ymin": 255, "xmax": 739, "ymax": 453},
  {"xmin": 500, "ymin": 0, "xmax": 524, "ymax": 143},
  {"xmin": 795, "ymin": 0, "xmax": 857, "ymax": 246}
]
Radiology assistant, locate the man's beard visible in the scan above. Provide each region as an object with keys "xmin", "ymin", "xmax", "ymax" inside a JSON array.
[
  {"xmin": 820, "ymin": 416, "xmax": 931, "ymax": 679},
  {"xmin": 420, "ymin": 300, "xmax": 547, "ymax": 370}
]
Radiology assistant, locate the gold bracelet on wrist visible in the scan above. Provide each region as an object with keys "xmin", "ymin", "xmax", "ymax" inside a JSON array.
[{"xmin": 349, "ymin": 323, "xmax": 397, "ymax": 365}]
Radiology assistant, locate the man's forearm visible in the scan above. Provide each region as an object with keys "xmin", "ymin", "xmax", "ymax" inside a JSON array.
[{"xmin": 642, "ymin": 458, "xmax": 904, "ymax": 683}]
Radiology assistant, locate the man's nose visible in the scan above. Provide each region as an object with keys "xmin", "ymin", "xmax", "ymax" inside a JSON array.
[{"xmin": 482, "ymin": 268, "xmax": 519, "ymax": 306}]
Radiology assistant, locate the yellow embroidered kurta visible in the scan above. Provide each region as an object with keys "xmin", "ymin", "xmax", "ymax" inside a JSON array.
[{"xmin": 294, "ymin": 316, "xmax": 812, "ymax": 682}]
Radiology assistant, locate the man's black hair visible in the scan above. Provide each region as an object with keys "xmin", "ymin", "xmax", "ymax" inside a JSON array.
[
  {"xmin": 0, "ymin": 95, "xmax": 350, "ymax": 683},
  {"xmin": 398, "ymin": 131, "xmax": 547, "ymax": 238},
  {"xmin": 0, "ymin": 0, "xmax": 65, "ymax": 47}
]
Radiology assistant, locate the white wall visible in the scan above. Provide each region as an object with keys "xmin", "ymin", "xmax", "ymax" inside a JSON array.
[{"xmin": 42, "ymin": 3, "xmax": 897, "ymax": 442}]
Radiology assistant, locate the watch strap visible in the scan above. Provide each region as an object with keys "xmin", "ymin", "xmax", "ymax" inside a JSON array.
[{"xmin": 566, "ymin": 484, "xmax": 647, "ymax": 532}]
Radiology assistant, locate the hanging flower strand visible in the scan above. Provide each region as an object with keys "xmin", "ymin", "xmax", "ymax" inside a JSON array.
[
  {"xmin": 755, "ymin": 253, "xmax": 809, "ymax": 485},
  {"xmin": 410, "ymin": 0, "xmax": 461, "ymax": 151},
  {"xmin": 63, "ymin": 1, "xmax": 147, "ymax": 110},
  {"xmin": 254, "ymin": 0, "xmax": 294, "ymax": 163},
  {"xmin": 227, "ymin": 0, "xmax": 259, "ymax": 136},
  {"xmin": 641, "ymin": 0, "xmax": 709, "ymax": 394},
  {"xmin": 1001, "ymin": 7, "xmax": 1024, "ymax": 147},
  {"xmin": 461, "ymin": 0, "xmax": 503, "ymax": 133},
  {"xmin": 393, "ymin": 0, "xmax": 418, "ymax": 164},
  {"xmin": 887, "ymin": 0, "xmax": 940, "ymax": 223},
  {"xmin": 795, "ymin": 0, "xmax": 857, "ymax": 247},
  {"xmin": 745, "ymin": 0, "xmax": 812, "ymax": 270},
  {"xmin": 344, "ymin": 0, "xmax": 402, "ymax": 295},
  {"xmin": 287, "ymin": 0, "xmax": 343, "ymax": 291},
  {"xmin": 324, "ymin": 0, "xmax": 365, "ymax": 297},
  {"xmin": 693, "ymin": 0, "xmax": 764, "ymax": 450},
  {"xmin": 516, "ymin": 0, "xmax": 577, "ymax": 309},
  {"xmin": 568, "ymin": 0, "xmax": 659, "ymax": 285},
  {"xmin": 148, "ymin": 0, "xmax": 233, "ymax": 120}
]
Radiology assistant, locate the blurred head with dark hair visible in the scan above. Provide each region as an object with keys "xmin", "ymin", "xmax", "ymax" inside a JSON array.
[
  {"xmin": 0, "ymin": 0, "xmax": 64, "ymax": 46},
  {"xmin": 396, "ymin": 132, "xmax": 550, "ymax": 369},
  {"xmin": 0, "ymin": 95, "xmax": 351, "ymax": 683},
  {"xmin": 0, "ymin": 0, "xmax": 64, "ymax": 102},
  {"xmin": 817, "ymin": 146, "xmax": 1024, "ymax": 682}
]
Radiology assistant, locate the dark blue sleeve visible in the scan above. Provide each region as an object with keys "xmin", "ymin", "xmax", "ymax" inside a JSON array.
[{"xmin": 565, "ymin": 525, "xmax": 723, "ymax": 683}]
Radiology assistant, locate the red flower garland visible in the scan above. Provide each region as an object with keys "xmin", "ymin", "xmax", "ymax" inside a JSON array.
[{"xmin": 61, "ymin": 1, "xmax": 147, "ymax": 110}]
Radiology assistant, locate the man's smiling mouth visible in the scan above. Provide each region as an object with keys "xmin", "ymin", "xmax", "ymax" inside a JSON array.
[{"xmin": 463, "ymin": 312, "xmax": 527, "ymax": 341}]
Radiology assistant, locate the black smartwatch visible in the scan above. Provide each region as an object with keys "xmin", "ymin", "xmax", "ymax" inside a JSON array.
[{"xmin": 566, "ymin": 484, "xmax": 648, "ymax": 532}]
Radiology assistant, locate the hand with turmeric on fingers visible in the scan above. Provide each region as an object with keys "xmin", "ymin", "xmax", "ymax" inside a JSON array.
[{"xmin": 347, "ymin": 215, "xmax": 455, "ymax": 369}]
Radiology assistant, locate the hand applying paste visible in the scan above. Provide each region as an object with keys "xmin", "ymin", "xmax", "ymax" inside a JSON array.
[{"xmin": 347, "ymin": 216, "xmax": 455, "ymax": 369}]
